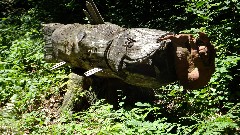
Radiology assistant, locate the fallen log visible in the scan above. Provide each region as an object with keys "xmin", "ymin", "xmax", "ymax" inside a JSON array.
[
  {"xmin": 43, "ymin": 22, "xmax": 178, "ymax": 88},
  {"xmin": 43, "ymin": 22, "xmax": 215, "ymax": 89},
  {"xmin": 42, "ymin": 1, "xmax": 216, "ymax": 113}
]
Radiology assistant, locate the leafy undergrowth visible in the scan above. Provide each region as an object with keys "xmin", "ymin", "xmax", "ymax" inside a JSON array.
[
  {"xmin": 1, "ymin": 97, "xmax": 239, "ymax": 134},
  {"xmin": 1, "ymin": 1, "xmax": 240, "ymax": 134}
]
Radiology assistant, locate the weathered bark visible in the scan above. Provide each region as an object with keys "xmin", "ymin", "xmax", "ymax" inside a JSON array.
[
  {"xmin": 43, "ymin": 23, "xmax": 177, "ymax": 88},
  {"xmin": 57, "ymin": 73, "xmax": 84, "ymax": 115},
  {"xmin": 57, "ymin": 73, "xmax": 94, "ymax": 115}
]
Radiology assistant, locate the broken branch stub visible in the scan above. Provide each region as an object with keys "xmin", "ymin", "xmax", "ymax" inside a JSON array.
[{"xmin": 84, "ymin": 0, "xmax": 104, "ymax": 24}]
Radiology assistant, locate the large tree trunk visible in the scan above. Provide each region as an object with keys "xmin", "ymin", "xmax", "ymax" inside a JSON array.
[{"xmin": 43, "ymin": 23, "xmax": 177, "ymax": 88}]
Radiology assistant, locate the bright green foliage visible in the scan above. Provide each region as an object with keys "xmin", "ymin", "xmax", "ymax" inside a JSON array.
[
  {"xmin": 183, "ymin": 0, "xmax": 240, "ymax": 106},
  {"xmin": 2, "ymin": 100, "xmax": 238, "ymax": 134},
  {"xmin": 0, "ymin": 0, "xmax": 240, "ymax": 134},
  {"xmin": 0, "ymin": 8, "xmax": 68, "ymax": 134}
]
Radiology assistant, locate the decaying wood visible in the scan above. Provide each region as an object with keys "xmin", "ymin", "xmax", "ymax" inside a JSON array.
[
  {"xmin": 57, "ymin": 73, "xmax": 84, "ymax": 115},
  {"xmin": 158, "ymin": 33, "xmax": 216, "ymax": 89},
  {"xmin": 43, "ymin": 22, "xmax": 216, "ymax": 89},
  {"xmin": 57, "ymin": 73, "xmax": 94, "ymax": 115},
  {"xmin": 42, "ymin": 0, "xmax": 216, "ymax": 113},
  {"xmin": 43, "ymin": 23, "xmax": 177, "ymax": 88}
]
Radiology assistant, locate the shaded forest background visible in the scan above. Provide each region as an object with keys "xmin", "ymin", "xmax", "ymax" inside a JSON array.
[{"xmin": 0, "ymin": 0, "xmax": 240, "ymax": 134}]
